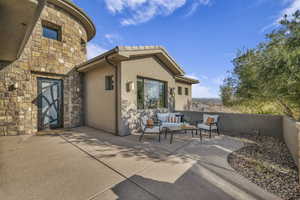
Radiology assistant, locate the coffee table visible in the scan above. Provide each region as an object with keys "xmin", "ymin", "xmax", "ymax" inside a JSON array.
[{"xmin": 165, "ymin": 125, "xmax": 202, "ymax": 144}]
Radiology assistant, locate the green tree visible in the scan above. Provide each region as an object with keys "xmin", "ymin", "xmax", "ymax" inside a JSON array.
[
  {"xmin": 221, "ymin": 11, "xmax": 300, "ymax": 120},
  {"xmin": 220, "ymin": 76, "xmax": 236, "ymax": 106}
]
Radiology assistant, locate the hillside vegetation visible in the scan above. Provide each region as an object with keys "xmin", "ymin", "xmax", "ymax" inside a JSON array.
[
  {"xmin": 220, "ymin": 11, "xmax": 300, "ymax": 120},
  {"xmin": 191, "ymin": 98, "xmax": 237, "ymax": 113}
]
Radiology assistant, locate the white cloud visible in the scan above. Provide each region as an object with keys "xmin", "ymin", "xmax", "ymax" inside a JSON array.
[
  {"xmin": 105, "ymin": 0, "xmax": 148, "ymax": 13},
  {"xmin": 260, "ymin": 0, "xmax": 300, "ymax": 33},
  {"xmin": 104, "ymin": 33, "xmax": 122, "ymax": 44},
  {"xmin": 186, "ymin": 74, "xmax": 220, "ymax": 98},
  {"xmin": 186, "ymin": 0, "xmax": 211, "ymax": 17},
  {"xmin": 87, "ymin": 43, "xmax": 107, "ymax": 59},
  {"xmin": 185, "ymin": 73, "xmax": 209, "ymax": 81},
  {"xmin": 192, "ymin": 84, "xmax": 219, "ymax": 98},
  {"xmin": 199, "ymin": 75, "xmax": 209, "ymax": 80},
  {"xmin": 185, "ymin": 73, "xmax": 199, "ymax": 80},
  {"xmin": 104, "ymin": 0, "xmax": 211, "ymax": 25},
  {"xmin": 278, "ymin": 0, "xmax": 300, "ymax": 21},
  {"xmin": 212, "ymin": 75, "xmax": 225, "ymax": 85}
]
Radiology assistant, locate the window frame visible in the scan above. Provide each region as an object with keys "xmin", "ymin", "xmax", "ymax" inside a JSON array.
[
  {"xmin": 137, "ymin": 76, "xmax": 168, "ymax": 110},
  {"xmin": 42, "ymin": 20, "xmax": 62, "ymax": 41},
  {"xmin": 185, "ymin": 87, "xmax": 189, "ymax": 96},
  {"xmin": 105, "ymin": 75, "xmax": 114, "ymax": 91},
  {"xmin": 178, "ymin": 86, "xmax": 182, "ymax": 95},
  {"xmin": 80, "ymin": 38, "xmax": 86, "ymax": 53}
]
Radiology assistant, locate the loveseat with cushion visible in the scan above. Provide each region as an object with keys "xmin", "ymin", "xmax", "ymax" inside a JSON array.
[{"xmin": 156, "ymin": 113, "xmax": 184, "ymax": 129}]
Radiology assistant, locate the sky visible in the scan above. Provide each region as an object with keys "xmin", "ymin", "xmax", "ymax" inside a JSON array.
[{"xmin": 73, "ymin": 0, "xmax": 300, "ymax": 98}]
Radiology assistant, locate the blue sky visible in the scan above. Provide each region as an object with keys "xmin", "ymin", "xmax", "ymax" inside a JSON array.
[{"xmin": 74, "ymin": 0, "xmax": 300, "ymax": 98}]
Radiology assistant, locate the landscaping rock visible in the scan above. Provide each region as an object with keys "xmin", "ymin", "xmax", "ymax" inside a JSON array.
[{"xmin": 228, "ymin": 135, "xmax": 300, "ymax": 200}]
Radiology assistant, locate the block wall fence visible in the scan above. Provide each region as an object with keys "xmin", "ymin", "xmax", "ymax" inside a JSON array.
[{"xmin": 178, "ymin": 111, "xmax": 300, "ymax": 180}]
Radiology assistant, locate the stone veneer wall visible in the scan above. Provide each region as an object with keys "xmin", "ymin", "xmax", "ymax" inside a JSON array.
[{"xmin": 0, "ymin": 2, "xmax": 88, "ymax": 135}]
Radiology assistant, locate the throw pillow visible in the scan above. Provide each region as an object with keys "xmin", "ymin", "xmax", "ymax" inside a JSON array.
[
  {"xmin": 168, "ymin": 116, "xmax": 174, "ymax": 123},
  {"xmin": 147, "ymin": 119, "xmax": 154, "ymax": 128},
  {"xmin": 205, "ymin": 117, "xmax": 215, "ymax": 125}
]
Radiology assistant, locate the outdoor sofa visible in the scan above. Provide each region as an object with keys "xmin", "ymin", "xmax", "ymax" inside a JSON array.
[
  {"xmin": 156, "ymin": 112, "xmax": 184, "ymax": 128},
  {"xmin": 139, "ymin": 113, "xmax": 184, "ymax": 142}
]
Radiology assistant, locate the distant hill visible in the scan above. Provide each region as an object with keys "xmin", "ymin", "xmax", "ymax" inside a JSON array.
[
  {"xmin": 192, "ymin": 98, "xmax": 222, "ymax": 104},
  {"xmin": 191, "ymin": 98, "xmax": 235, "ymax": 113}
]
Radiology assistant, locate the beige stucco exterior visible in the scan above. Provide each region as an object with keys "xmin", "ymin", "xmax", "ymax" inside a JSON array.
[
  {"xmin": 78, "ymin": 46, "xmax": 199, "ymax": 136},
  {"xmin": 84, "ymin": 63, "xmax": 116, "ymax": 133},
  {"xmin": 175, "ymin": 82, "xmax": 192, "ymax": 111},
  {"xmin": 118, "ymin": 56, "xmax": 177, "ymax": 136}
]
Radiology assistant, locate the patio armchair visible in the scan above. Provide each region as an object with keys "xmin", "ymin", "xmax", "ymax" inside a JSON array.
[
  {"xmin": 139, "ymin": 116, "xmax": 162, "ymax": 142},
  {"xmin": 197, "ymin": 114, "xmax": 220, "ymax": 138}
]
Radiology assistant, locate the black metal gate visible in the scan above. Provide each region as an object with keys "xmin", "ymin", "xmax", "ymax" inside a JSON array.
[{"xmin": 37, "ymin": 78, "xmax": 63, "ymax": 130}]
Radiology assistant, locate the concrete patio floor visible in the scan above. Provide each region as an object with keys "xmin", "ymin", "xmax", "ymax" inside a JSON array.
[{"xmin": 0, "ymin": 127, "xmax": 281, "ymax": 200}]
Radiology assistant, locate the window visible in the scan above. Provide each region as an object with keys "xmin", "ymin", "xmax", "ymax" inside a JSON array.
[
  {"xmin": 137, "ymin": 77, "xmax": 167, "ymax": 109},
  {"xmin": 42, "ymin": 21, "xmax": 61, "ymax": 41},
  {"xmin": 81, "ymin": 38, "xmax": 86, "ymax": 53},
  {"xmin": 105, "ymin": 76, "xmax": 114, "ymax": 90},
  {"xmin": 178, "ymin": 86, "xmax": 182, "ymax": 95},
  {"xmin": 185, "ymin": 88, "xmax": 189, "ymax": 96}
]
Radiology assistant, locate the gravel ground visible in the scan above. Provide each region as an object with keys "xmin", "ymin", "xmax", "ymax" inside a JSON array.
[{"xmin": 227, "ymin": 134, "xmax": 300, "ymax": 200}]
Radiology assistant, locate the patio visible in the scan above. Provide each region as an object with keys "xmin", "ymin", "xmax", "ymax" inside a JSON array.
[{"xmin": 0, "ymin": 127, "xmax": 280, "ymax": 200}]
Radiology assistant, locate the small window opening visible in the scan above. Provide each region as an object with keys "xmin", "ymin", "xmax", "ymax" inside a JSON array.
[
  {"xmin": 42, "ymin": 20, "xmax": 62, "ymax": 41},
  {"xmin": 105, "ymin": 76, "xmax": 114, "ymax": 90}
]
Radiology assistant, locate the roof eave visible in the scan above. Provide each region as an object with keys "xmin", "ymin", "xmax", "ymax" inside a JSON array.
[
  {"xmin": 117, "ymin": 46, "xmax": 185, "ymax": 76},
  {"xmin": 175, "ymin": 76, "xmax": 200, "ymax": 84},
  {"xmin": 0, "ymin": 0, "xmax": 46, "ymax": 64},
  {"xmin": 48, "ymin": 0, "xmax": 96, "ymax": 41},
  {"xmin": 77, "ymin": 47, "xmax": 130, "ymax": 72}
]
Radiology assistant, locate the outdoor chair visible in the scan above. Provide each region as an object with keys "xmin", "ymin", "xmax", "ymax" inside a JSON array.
[
  {"xmin": 197, "ymin": 114, "xmax": 220, "ymax": 138},
  {"xmin": 139, "ymin": 116, "xmax": 162, "ymax": 142}
]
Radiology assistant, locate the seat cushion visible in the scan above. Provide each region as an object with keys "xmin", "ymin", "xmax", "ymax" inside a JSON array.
[
  {"xmin": 161, "ymin": 122, "xmax": 182, "ymax": 128},
  {"xmin": 144, "ymin": 126, "xmax": 161, "ymax": 133},
  {"xmin": 198, "ymin": 123, "xmax": 217, "ymax": 130},
  {"xmin": 157, "ymin": 113, "xmax": 170, "ymax": 122},
  {"xmin": 203, "ymin": 114, "xmax": 219, "ymax": 124}
]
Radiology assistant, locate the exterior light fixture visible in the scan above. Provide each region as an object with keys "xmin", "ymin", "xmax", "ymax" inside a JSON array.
[
  {"xmin": 170, "ymin": 88, "xmax": 175, "ymax": 97},
  {"xmin": 8, "ymin": 83, "xmax": 18, "ymax": 91},
  {"xmin": 126, "ymin": 81, "xmax": 134, "ymax": 92}
]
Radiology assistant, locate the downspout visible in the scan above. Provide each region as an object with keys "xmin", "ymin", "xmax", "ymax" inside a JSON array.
[{"xmin": 105, "ymin": 52, "xmax": 119, "ymax": 136}]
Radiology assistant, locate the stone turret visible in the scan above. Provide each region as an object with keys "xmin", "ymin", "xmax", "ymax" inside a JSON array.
[{"xmin": 0, "ymin": 0, "xmax": 96, "ymax": 135}]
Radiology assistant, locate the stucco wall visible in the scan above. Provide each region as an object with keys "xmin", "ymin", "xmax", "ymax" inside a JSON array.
[
  {"xmin": 283, "ymin": 116, "xmax": 300, "ymax": 167},
  {"xmin": 175, "ymin": 82, "xmax": 192, "ymax": 111},
  {"xmin": 178, "ymin": 111, "xmax": 283, "ymax": 138},
  {"xmin": 119, "ymin": 56, "xmax": 176, "ymax": 136},
  {"xmin": 0, "ymin": 2, "xmax": 88, "ymax": 135},
  {"xmin": 84, "ymin": 64, "xmax": 116, "ymax": 134}
]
